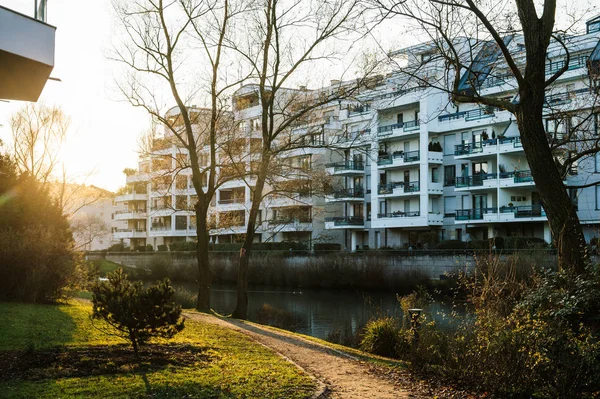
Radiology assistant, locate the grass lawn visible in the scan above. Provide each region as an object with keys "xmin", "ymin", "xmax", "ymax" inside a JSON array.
[
  {"xmin": 92, "ymin": 259, "xmax": 135, "ymax": 277},
  {"xmin": 0, "ymin": 300, "xmax": 315, "ymax": 399}
]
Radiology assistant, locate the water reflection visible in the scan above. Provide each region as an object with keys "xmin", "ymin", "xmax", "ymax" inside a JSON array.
[{"xmin": 173, "ymin": 283, "xmax": 457, "ymax": 340}]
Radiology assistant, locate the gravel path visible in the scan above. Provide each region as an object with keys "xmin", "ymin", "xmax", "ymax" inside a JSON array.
[{"xmin": 184, "ymin": 312, "xmax": 412, "ymax": 399}]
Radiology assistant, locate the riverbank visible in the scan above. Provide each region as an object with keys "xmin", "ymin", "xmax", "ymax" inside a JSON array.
[{"xmin": 0, "ymin": 300, "xmax": 315, "ymax": 398}]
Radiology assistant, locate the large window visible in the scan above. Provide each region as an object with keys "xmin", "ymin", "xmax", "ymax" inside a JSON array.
[
  {"xmin": 596, "ymin": 185, "xmax": 600, "ymax": 210},
  {"xmin": 444, "ymin": 196, "xmax": 456, "ymax": 217},
  {"xmin": 443, "ymin": 134, "xmax": 455, "ymax": 155},
  {"xmin": 444, "ymin": 165, "xmax": 456, "ymax": 186}
]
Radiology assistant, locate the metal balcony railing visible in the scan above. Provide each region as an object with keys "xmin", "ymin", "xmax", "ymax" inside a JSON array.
[
  {"xmin": 377, "ymin": 181, "xmax": 419, "ymax": 194},
  {"xmin": 325, "ymin": 161, "xmax": 365, "ymax": 171},
  {"xmin": 455, "ymin": 208, "xmax": 497, "ymax": 220},
  {"xmin": 438, "ymin": 107, "xmax": 496, "ymax": 122},
  {"xmin": 377, "ymin": 211, "xmax": 420, "ymax": 218},
  {"xmin": 218, "ymin": 197, "xmax": 245, "ymax": 205},
  {"xmin": 455, "ymin": 173, "xmax": 497, "ymax": 188},
  {"xmin": 325, "ymin": 216, "xmax": 365, "ymax": 226},
  {"xmin": 331, "ymin": 187, "xmax": 365, "ymax": 199},
  {"xmin": 545, "ymin": 55, "xmax": 588, "ymax": 75}
]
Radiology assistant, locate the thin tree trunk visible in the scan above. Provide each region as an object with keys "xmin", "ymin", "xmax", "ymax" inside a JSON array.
[
  {"xmin": 231, "ymin": 162, "xmax": 268, "ymax": 319},
  {"xmin": 195, "ymin": 203, "xmax": 211, "ymax": 311},
  {"xmin": 516, "ymin": 97, "xmax": 587, "ymax": 274}
]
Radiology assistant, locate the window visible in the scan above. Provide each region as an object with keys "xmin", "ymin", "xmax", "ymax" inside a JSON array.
[
  {"xmin": 595, "ymin": 153, "xmax": 600, "ymax": 173},
  {"xmin": 596, "ymin": 185, "xmax": 600, "ymax": 209},
  {"xmin": 366, "ymin": 174, "xmax": 371, "ymax": 193},
  {"xmin": 444, "ymin": 165, "xmax": 456, "ymax": 186},
  {"xmin": 397, "ymin": 113, "xmax": 403, "ymax": 125},
  {"xmin": 175, "ymin": 216, "xmax": 187, "ymax": 230},
  {"xmin": 443, "ymin": 134, "xmax": 455, "ymax": 155},
  {"xmin": 444, "ymin": 196, "xmax": 456, "ymax": 217},
  {"xmin": 569, "ymin": 188, "xmax": 579, "ymax": 211}
]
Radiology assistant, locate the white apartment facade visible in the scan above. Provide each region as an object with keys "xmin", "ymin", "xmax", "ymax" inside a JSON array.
[
  {"xmin": 324, "ymin": 17, "xmax": 600, "ymax": 250},
  {"xmin": 114, "ymin": 16, "xmax": 600, "ymax": 251}
]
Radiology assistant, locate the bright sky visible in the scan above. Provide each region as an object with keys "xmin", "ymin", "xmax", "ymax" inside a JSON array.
[{"xmin": 0, "ymin": 0, "xmax": 150, "ymax": 192}]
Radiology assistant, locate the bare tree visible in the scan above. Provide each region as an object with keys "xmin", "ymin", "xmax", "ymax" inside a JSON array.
[
  {"xmin": 10, "ymin": 103, "xmax": 70, "ymax": 184},
  {"xmin": 112, "ymin": 0, "xmax": 248, "ymax": 311},
  {"xmin": 72, "ymin": 213, "xmax": 110, "ymax": 251},
  {"xmin": 228, "ymin": 0, "xmax": 378, "ymax": 319},
  {"xmin": 372, "ymin": 0, "xmax": 599, "ymax": 273}
]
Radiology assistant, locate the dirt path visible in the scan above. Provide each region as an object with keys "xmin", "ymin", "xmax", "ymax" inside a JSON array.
[{"xmin": 184, "ymin": 312, "xmax": 412, "ymax": 399}]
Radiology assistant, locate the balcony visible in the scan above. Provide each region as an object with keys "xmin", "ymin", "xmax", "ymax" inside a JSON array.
[
  {"xmin": 455, "ymin": 173, "xmax": 498, "ymax": 190},
  {"xmin": 268, "ymin": 218, "xmax": 313, "ymax": 232},
  {"xmin": 114, "ymin": 210, "xmax": 148, "ymax": 220},
  {"xmin": 0, "ymin": 5, "xmax": 56, "ymax": 101},
  {"xmin": 325, "ymin": 161, "xmax": 365, "ymax": 175},
  {"xmin": 377, "ymin": 211, "xmax": 420, "ymax": 219},
  {"xmin": 377, "ymin": 120, "xmax": 420, "ymax": 140},
  {"xmin": 454, "ymin": 140, "xmax": 500, "ymax": 158},
  {"xmin": 377, "ymin": 181, "xmax": 420, "ymax": 197},
  {"xmin": 455, "ymin": 208, "xmax": 498, "ymax": 223},
  {"xmin": 438, "ymin": 107, "xmax": 497, "ymax": 122},
  {"xmin": 217, "ymin": 197, "xmax": 246, "ymax": 205},
  {"xmin": 113, "ymin": 228, "xmax": 147, "ymax": 239},
  {"xmin": 330, "ymin": 128, "xmax": 371, "ymax": 147},
  {"xmin": 115, "ymin": 192, "xmax": 148, "ymax": 202},
  {"xmin": 499, "ymin": 170, "xmax": 534, "ymax": 186},
  {"xmin": 326, "ymin": 187, "xmax": 365, "ymax": 202},
  {"xmin": 499, "ymin": 205, "xmax": 547, "ymax": 222},
  {"xmin": 497, "ymin": 136, "xmax": 523, "ymax": 153},
  {"xmin": 377, "ymin": 150, "xmax": 420, "ymax": 169},
  {"xmin": 325, "ymin": 216, "xmax": 365, "ymax": 229}
]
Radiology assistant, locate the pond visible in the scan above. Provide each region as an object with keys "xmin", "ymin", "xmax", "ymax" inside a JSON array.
[{"xmin": 172, "ymin": 283, "xmax": 459, "ymax": 340}]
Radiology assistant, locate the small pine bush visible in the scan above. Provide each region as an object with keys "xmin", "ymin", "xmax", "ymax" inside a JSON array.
[{"xmin": 91, "ymin": 268, "xmax": 184, "ymax": 353}]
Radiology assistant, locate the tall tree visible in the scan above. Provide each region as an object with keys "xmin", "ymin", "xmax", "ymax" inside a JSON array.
[
  {"xmin": 372, "ymin": 0, "xmax": 599, "ymax": 273},
  {"xmin": 10, "ymin": 103, "xmax": 70, "ymax": 184},
  {"xmin": 112, "ymin": 0, "xmax": 248, "ymax": 310},
  {"xmin": 229, "ymin": 0, "xmax": 376, "ymax": 319}
]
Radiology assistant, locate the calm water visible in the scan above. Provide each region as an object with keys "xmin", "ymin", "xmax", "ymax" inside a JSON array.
[{"xmin": 172, "ymin": 283, "xmax": 457, "ymax": 340}]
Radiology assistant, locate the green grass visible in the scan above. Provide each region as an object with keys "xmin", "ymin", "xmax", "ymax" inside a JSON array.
[
  {"xmin": 0, "ymin": 300, "xmax": 315, "ymax": 398},
  {"xmin": 93, "ymin": 259, "xmax": 134, "ymax": 277}
]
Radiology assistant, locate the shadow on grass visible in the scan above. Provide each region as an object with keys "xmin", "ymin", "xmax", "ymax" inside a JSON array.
[
  {"xmin": 0, "ymin": 302, "xmax": 78, "ymax": 351},
  {"xmin": 0, "ymin": 343, "xmax": 213, "ymax": 382}
]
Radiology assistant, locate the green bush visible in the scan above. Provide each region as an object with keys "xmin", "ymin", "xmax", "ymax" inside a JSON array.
[
  {"xmin": 157, "ymin": 244, "xmax": 168, "ymax": 251},
  {"xmin": 169, "ymin": 241, "xmax": 196, "ymax": 251},
  {"xmin": 359, "ymin": 317, "xmax": 399, "ymax": 358},
  {"xmin": 467, "ymin": 239, "xmax": 490, "ymax": 250},
  {"xmin": 91, "ymin": 268, "xmax": 185, "ymax": 353},
  {"xmin": 503, "ymin": 236, "xmax": 547, "ymax": 249},
  {"xmin": 146, "ymin": 244, "xmax": 154, "ymax": 252},
  {"xmin": 0, "ymin": 156, "xmax": 78, "ymax": 303}
]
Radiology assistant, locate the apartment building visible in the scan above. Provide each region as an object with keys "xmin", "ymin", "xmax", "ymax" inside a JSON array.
[
  {"xmin": 324, "ymin": 17, "xmax": 600, "ymax": 250},
  {"xmin": 114, "ymin": 16, "xmax": 600, "ymax": 251},
  {"xmin": 114, "ymin": 96, "xmax": 343, "ymax": 250}
]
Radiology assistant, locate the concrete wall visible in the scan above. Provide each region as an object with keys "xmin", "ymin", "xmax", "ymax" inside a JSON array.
[{"xmin": 96, "ymin": 251, "xmax": 561, "ymax": 280}]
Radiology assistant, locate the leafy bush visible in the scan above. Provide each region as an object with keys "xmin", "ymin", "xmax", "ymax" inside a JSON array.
[
  {"xmin": 359, "ymin": 317, "xmax": 399, "ymax": 358},
  {"xmin": 108, "ymin": 242, "xmax": 128, "ymax": 252},
  {"xmin": 157, "ymin": 244, "xmax": 168, "ymax": 251},
  {"xmin": 503, "ymin": 236, "xmax": 547, "ymax": 249},
  {"xmin": 169, "ymin": 241, "xmax": 196, "ymax": 251},
  {"xmin": 146, "ymin": 244, "xmax": 154, "ymax": 252},
  {"xmin": 91, "ymin": 268, "xmax": 184, "ymax": 353},
  {"xmin": 0, "ymin": 156, "xmax": 78, "ymax": 303}
]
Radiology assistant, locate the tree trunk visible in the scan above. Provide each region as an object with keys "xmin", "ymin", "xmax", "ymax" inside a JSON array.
[
  {"xmin": 231, "ymin": 161, "xmax": 269, "ymax": 319},
  {"xmin": 195, "ymin": 204, "xmax": 212, "ymax": 311},
  {"xmin": 516, "ymin": 97, "xmax": 587, "ymax": 274}
]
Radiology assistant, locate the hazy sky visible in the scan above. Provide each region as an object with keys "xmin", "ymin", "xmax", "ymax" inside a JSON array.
[{"xmin": 0, "ymin": 0, "xmax": 150, "ymax": 192}]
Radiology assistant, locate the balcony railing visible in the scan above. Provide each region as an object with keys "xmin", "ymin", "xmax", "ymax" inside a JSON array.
[
  {"xmin": 377, "ymin": 211, "xmax": 420, "ymax": 218},
  {"xmin": 218, "ymin": 197, "xmax": 245, "ymax": 205},
  {"xmin": 325, "ymin": 161, "xmax": 365, "ymax": 171},
  {"xmin": 438, "ymin": 106, "xmax": 496, "ymax": 122},
  {"xmin": 377, "ymin": 181, "xmax": 420, "ymax": 194},
  {"xmin": 377, "ymin": 120, "xmax": 419, "ymax": 136},
  {"xmin": 331, "ymin": 187, "xmax": 365, "ymax": 199},
  {"xmin": 500, "ymin": 205, "xmax": 546, "ymax": 218},
  {"xmin": 377, "ymin": 150, "xmax": 421, "ymax": 165},
  {"xmin": 455, "ymin": 173, "xmax": 497, "ymax": 188},
  {"xmin": 270, "ymin": 217, "xmax": 312, "ymax": 225},
  {"xmin": 325, "ymin": 216, "xmax": 365, "ymax": 226},
  {"xmin": 545, "ymin": 55, "xmax": 589, "ymax": 75},
  {"xmin": 455, "ymin": 208, "xmax": 497, "ymax": 220},
  {"xmin": 514, "ymin": 170, "xmax": 533, "ymax": 183}
]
